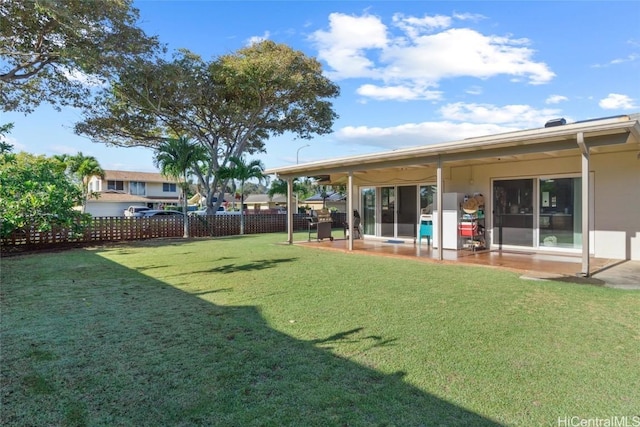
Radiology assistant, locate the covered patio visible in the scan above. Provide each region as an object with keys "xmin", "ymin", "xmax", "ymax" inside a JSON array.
[{"xmin": 267, "ymin": 114, "xmax": 640, "ymax": 277}]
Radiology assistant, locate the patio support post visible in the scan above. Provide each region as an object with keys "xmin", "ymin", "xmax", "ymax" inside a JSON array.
[
  {"xmin": 577, "ymin": 132, "xmax": 590, "ymax": 276},
  {"xmin": 286, "ymin": 177, "xmax": 294, "ymax": 244},
  {"xmin": 436, "ymin": 156, "xmax": 444, "ymax": 260},
  {"xmin": 347, "ymin": 172, "xmax": 354, "ymax": 251}
]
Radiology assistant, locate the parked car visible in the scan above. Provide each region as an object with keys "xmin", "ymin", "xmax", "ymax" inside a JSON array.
[
  {"xmin": 124, "ymin": 205, "xmax": 151, "ymax": 217},
  {"xmin": 141, "ymin": 210, "xmax": 185, "ymax": 217},
  {"xmin": 189, "ymin": 206, "xmax": 241, "ymax": 216}
]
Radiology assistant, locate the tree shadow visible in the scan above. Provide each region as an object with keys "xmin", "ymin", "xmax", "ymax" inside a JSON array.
[
  {"xmin": 196, "ymin": 257, "xmax": 298, "ymax": 274},
  {"xmin": 311, "ymin": 327, "xmax": 365, "ymax": 344},
  {"xmin": 311, "ymin": 327, "xmax": 398, "ymax": 352},
  {"xmin": 2, "ymin": 251, "xmax": 502, "ymax": 426}
]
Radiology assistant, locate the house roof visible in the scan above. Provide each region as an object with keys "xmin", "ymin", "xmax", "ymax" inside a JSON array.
[
  {"xmin": 304, "ymin": 192, "xmax": 346, "ymax": 202},
  {"xmin": 265, "ymin": 113, "xmax": 640, "ymax": 181},
  {"xmin": 102, "ymin": 170, "xmax": 181, "ymax": 183},
  {"xmin": 244, "ymin": 194, "xmax": 287, "ymax": 204}
]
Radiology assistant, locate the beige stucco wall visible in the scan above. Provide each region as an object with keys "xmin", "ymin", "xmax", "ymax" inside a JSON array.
[
  {"xmin": 591, "ymin": 150, "xmax": 640, "ymax": 260},
  {"xmin": 145, "ymin": 182, "xmax": 178, "ymax": 198},
  {"xmin": 352, "ymin": 148, "xmax": 639, "ymax": 261}
]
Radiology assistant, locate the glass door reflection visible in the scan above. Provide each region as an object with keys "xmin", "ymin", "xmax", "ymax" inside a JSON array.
[
  {"xmin": 539, "ymin": 177, "xmax": 582, "ymax": 249},
  {"xmin": 381, "ymin": 187, "xmax": 395, "ymax": 237},
  {"xmin": 361, "ymin": 188, "xmax": 376, "ymax": 236},
  {"xmin": 493, "ymin": 179, "xmax": 534, "ymax": 247}
]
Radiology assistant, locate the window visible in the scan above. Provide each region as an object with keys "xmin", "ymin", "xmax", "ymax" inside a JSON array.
[
  {"xmin": 129, "ymin": 181, "xmax": 146, "ymax": 196},
  {"xmin": 420, "ymin": 185, "xmax": 436, "ymax": 213},
  {"xmin": 163, "ymin": 183, "xmax": 177, "ymax": 192},
  {"xmin": 107, "ymin": 180, "xmax": 124, "ymax": 191}
]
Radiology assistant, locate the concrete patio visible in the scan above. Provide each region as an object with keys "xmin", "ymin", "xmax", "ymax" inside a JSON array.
[{"xmin": 297, "ymin": 236, "xmax": 640, "ymax": 289}]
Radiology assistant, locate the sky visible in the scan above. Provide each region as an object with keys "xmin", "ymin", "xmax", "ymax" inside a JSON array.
[{"xmin": 3, "ymin": 1, "xmax": 640, "ymax": 173}]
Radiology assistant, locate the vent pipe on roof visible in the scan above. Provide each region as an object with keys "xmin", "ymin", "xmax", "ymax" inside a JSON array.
[{"xmin": 545, "ymin": 118, "xmax": 567, "ymax": 128}]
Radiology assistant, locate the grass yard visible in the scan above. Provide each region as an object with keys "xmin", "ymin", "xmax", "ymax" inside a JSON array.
[{"xmin": 1, "ymin": 233, "xmax": 639, "ymax": 426}]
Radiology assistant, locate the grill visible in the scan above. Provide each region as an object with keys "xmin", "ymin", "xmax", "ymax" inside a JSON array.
[{"xmin": 307, "ymin": 208, "xmax": 334, "ymax": 241}]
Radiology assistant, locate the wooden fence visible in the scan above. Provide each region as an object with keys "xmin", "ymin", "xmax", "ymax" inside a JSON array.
[{"xmin": 1, "ymin": 213, "xmax": 347, "ymax": 254}]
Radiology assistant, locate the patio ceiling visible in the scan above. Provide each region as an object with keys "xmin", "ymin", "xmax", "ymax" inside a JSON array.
[{"xmin": 266, "ymin": 114, "xmax": 640, "ymax": 184}]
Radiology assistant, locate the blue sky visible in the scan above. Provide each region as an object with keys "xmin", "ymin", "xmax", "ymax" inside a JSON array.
[{"xmin": 3, "ymin": 1, "xmax": 639, "ymax": 173}]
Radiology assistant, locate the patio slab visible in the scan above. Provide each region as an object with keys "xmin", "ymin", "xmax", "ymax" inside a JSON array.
[{"xmin": 297, "ymin": 237, "xmax": 639, "ymax": 289}]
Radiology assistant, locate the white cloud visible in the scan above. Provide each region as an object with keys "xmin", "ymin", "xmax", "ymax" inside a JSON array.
[
  {"xmin": 62, "ymin": 67, "xmax": 104, "ymax": 87},
  {"xmin": 337, "ymin": 120, "xmax": 517, "ymax": 149},
  {"xmin": 51, "ymin": 144, "xmax": 80, "ymax": 155},
  {"xmin": 380, "ymin": 29, "xmax": 554, "ymax": 85},
  {"xmin": 466, "ymin": 86, "xmax": 483, "ymax": 95},
  {"xmin": 546, "ymin": 95, "xmax": 568, "ymax": 104},
  {"xmin": 0, "ymin": 134, "xmax": 24, "ymax": 151},
  {"xmin": 452, "ymin": 12, "xmax": 486, "ymax": 22},
  {"xmin": 247, "ymin": 31, "xmax": 271, "ymax": 46},
  {"xmin": 310, "ymin": 13, "xmax": 389, "ymax": 79},
  {"xmin": 356, "ymin": 84, "xmax": 442, "ymax": 101},
  {"xmin": 599, "ymin": 93, "xmax": 638, "ymax": 110},
  {"xmin": 439, "ymin": 102, "xmax": 563, "ymax": 128},
  {"xmin": 591, "ymin": 53, "xmax": 639, "ymax": 68},
  {"xmin": 392, "ymin": 13, "xmax": 452, "ymax": 39},
  {"xmin": 335, "ymin": 101, "xmax": 563, "ymax": 149},
  {"xmin": 310, "ymin": 12, "xmax": 555, "ymax": 101}
]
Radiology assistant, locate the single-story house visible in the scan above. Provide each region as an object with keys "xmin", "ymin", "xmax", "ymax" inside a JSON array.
[
  {"xmin": 86, "ymin": 170, "xmax": 182, "ymax": 216},
  {"xmin": 265, "ymin": 113, "xmax": 640, "ymax": 275},
  {"xmin": 303, "ymin": 191, "xmax": 347, "ymax": 213},
  {"xmin": 243, "ymin": 194, "xmax": 288, "ymax": 212}
]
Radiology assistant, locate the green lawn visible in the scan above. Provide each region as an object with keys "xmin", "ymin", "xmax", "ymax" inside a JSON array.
[{"xmin": 2, "ymin": 233, "xmax": 639, "ymax": 426}]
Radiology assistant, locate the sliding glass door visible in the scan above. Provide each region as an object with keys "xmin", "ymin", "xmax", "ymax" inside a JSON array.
[
  {"xmin": 493, "ymin": 177, "xmax": 583, "ymax": 251},
  {"xmin": 361, "ymin": 188, "xmax": 376, "ymax": 236},
  {"xmin": 360, "ymin": 184, "xmax": 434, "ymax": 239},
  {"xmin": 493, "ymin": 179, "xmax": 534, "ymax": 247},
  {"xmin": 381, "ymin": 187, "xmax": 395, "ymax": 237},
  {"xmin": 397, "ymin": 186, "xmax": 418, "ymax": 237},
  {"xmin": 539, "ymin": 177, "xmax": 582, "ymax": 249}
]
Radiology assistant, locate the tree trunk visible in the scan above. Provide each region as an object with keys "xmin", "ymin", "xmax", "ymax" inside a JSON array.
[
  {"xmin": 239, "ymin": 179, "xmax": 246, "ymax": 235},
  {"xmin": 182, "ymin": 177, "xmax": 189, "ymax": 238}
]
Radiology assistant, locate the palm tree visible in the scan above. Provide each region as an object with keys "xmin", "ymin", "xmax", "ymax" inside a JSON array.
[
  {"xmin": 268, "ymin": 178, "xmax": 311, "ymax": 213},
  {"xmin": 66, "ymin": 152, "xmax": 105, "ymax": 213},
  {"xmin": 217, "ymin": 156, "xmax": 266, "ymax": 235},
  {"xmin": 153, "ymin": 136, "xmax": 207, "ymax": 238}
]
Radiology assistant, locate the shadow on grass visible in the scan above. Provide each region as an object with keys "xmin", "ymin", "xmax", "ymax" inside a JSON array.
[
  {"xmin": 2, "ymin": 250, "xmax": 502, "ymax": 426},
  {"xmin": 311, "ymin": 328, "xmax": 398, "ymax": 352},
  {"xmin": 202, "ymin": 257, "xmax": 298, "ymax": 274}
]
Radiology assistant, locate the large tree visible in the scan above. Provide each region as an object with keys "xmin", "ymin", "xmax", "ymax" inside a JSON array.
[
  {"xmin": 217, "ymin": 156, "xmax": 266, "ymax": 235},
  {"xmin": 0, "ymin": 0, "xmax": 159, "ymax": 113},
  {"xmin": 75, "ymin": 41, "xmax": 340, "ymax": 212},
  {"xmin": 0, "ymin": 150, "xmax": 85, "ymax": 238},
  {"xmin": 153, "ymin": 135, "xmax": 207, "ymax": 238}
]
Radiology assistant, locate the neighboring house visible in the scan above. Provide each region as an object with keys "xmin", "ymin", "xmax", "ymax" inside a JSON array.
[
  {"xmin": 266, "ymin": 113, "xmax": 640, "ymax": 272},
  {"xmin": 303, "ymin": 191, "xmax": 346, "ymax": 213},
  {"xmin": 85, "ymin": 170, "xmax": 182, "ymax": 217},
  {"xmin": 243, "ymin": 194, "xmax": 288, "ymax": 212}
]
